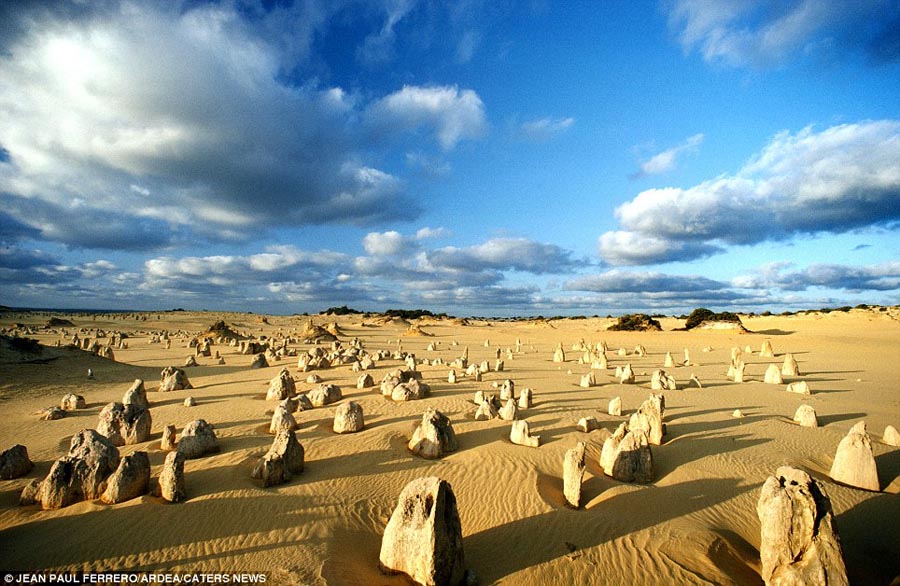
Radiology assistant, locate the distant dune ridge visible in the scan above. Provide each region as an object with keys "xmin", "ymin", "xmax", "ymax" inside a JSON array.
[{"xmin": 0, "ymin": 307, "xmax": 898, "ymax": 585}]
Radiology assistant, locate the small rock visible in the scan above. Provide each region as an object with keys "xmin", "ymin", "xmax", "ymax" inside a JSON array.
[
  {"xmin": 786, "ymin": 381, "xmax": 812, "ymax": 395},
  {"xmin": 793, "ymin": 405, "xmax": 818, "ymax": 428},
  {"xmin": 608, "ymin": 396, "xmax": 622, "ymax": 416},
  {"xmin": 0, "ymin": 444, "xmax": 34, "ymax": 479},
  {"xmin": 158, "ymin": 451, "xmax": 186, "ymax": 503},
  {"xmin": 333, "ymin": 401, "xmax": 365, "ymax": 434},
  {"xmin": 510, "ymin": 420, "xmax": 540, "ymax": 448},
  {"xmin": 176, "ymin": 419, "xmax": 219, "ymax": 459},
  {"xmin": 101, "ymin": 452, "xmax": 150, "ymax": 504},
  {"xmin": 60, "ymin": 393, "xmax": 86, "ymax": 411},
  {"xmin": 829, "ymin": 421, "xmax": 879, "ymax": 491},
  {"xmin": 409, "ymin": 408, "xmax": 458, "ymax": 459}
]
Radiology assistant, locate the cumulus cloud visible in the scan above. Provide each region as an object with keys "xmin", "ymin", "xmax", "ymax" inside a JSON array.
[
  {"xmin": 0, "ymin": 3, "xmax": 487, "ymax": 251},
  {"xmin": 600, "ymin": 120, "xmax": 900, "ymax": 265},
  {"xmin": 362, "ymin": 227, "xmax": 447, "ymax": 256},
  {"xmin": 667, "ymin": 0, "xmax": 900, "ymax": 68},
  {"xmin": 733, "ymin": 261, "xmax": 900, "ymax": 292},
  {"xmin": 519, "ymin": 117, "xmax": 575, "ymax": 141},
  {"xmin": 633, "ymin": 133, "xmax": 703, "ymax": 177},
  {"xmin": 565, "ymin": 269, "xmax": 728, "ymax": 294},
  {"xmin": 428, "ymin": 238, "xmax": 580, "ymax": 274},
  {"xmin": 365, "ymin": 85, "xmax": 487, "ymax": 151}
]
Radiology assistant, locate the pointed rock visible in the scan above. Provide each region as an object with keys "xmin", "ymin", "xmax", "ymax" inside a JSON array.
[
  {"xmin": 101, "ymin": 451, "xmax": 150, "ymax": 504},
  {"xmin": 829, "ymin": 421, "xmax": 879, "ymax": 491},
  {"xmin": 757, "ymin": 466, "xmax": 848, "ymax": 586},
  {"xmin": 379, "ymin": 476, "xmax": 466, "ymax": 586},
  {"xmin": 793, "ymin": 405, "xmax": 818, "ymax": 428},
  {"xmin": 563, "ymin": 442, "xmax": 587, "ymax": 508},
  {"xmin": 409, "ymin": 408, "xmax": 458, "ymax": 459}
]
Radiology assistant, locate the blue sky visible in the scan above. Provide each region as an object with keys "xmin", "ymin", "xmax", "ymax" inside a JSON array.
[{"xmin": 0, "ymin": 0, "xmax": 898, "ymax": 316}]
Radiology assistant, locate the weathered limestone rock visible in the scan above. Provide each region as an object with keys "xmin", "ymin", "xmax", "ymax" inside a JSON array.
[
  {"xmin": 159, "ymin": 366, "xmax": 192, "ymax": 392},
  {"xmin": 60, "ymin": 393, "xmax": 86, "ymax": 411},
  {"xmin": 308, "ymin": 383, "xmax": 342, "ymax": 407},
  {"xmin": 498, "ymin": 398, "xmax": 519, "ymax": 421},
  {"xmin": 37, "ymin": 406, "xmax": 66, "ymax": 420},
  {"xmin": 38, "ymin": 430, "xmax": 120, "ymax": 509},
  {"xmin": 563, "ymin": 441, "xmax": 587, "ymax": 508},
  {"xmin": 122, "ymin": 379, "xmax": 149, "ymax": 410},
  {"xmin": 19, "ymin": 479, "xmax": 41, "ymax": 506},
  {"xmin": 732, "ymin": 360, "xmax": 746, "ymax": 383},
  {"xmin": 732, "ymin": 409, "xmax": 745, "ymax": 418},
  {"xmin": 379, "ymin": 476, "xmax": 466, "ymax": 586},
  {"xmin": 608, "ymin": 396, "xmax": 622, "ymax": 416},
  {"xmin": 499, "ymin": 379, "xmax": 515, "ymax": 401},
  {"xmin": 160, "ymin": 424, "xmax": 177, "ymax": 450},
  {"xmin": 306, "ymin": 373, "xmax": 322, "ymax": 384},
  {"xmin": 793, "ymin": 405, "xmax": 818, "ymax": 428},
  {"xmin": 250, "ymin": 353, "xmax": 269, "ymax": 369},
  {"xmin": 517, "ymin": 387, "xmax": 533, "ymax": 409},
  {"xmin": 688, "ymin": 374, "xmax": 703, "ymax": 388},
  {"xmin": 884, "ymin": 425, "xmax": 900, "ymax": 447},
  {"xmin": 787, "ymin": 381, "xmax": 812, "ymax": 395},
  {"xmin": 664, "ymin": 352, "xmax": 675, "ymax": 368},
  {"xmin": 97, "ymin": 402, "xmax": 152, "ymax": 446},
  {"xmin": 760, "ymin": 340, "xmax": 775, "ymax": 358},
  {"xmin": 183, "ymin": 396, "xmax": 196, "ymax": 407},
  {"xmin": 829, "ymin": 421, "xmax": 879, "ymax": 491},
  {"xmin": 409, "ymin": 408, "xmax": 458, "ymax": 459},
  {"xmin": 782, "ymin": 354, "xmax": 801, "ymax": 377},
  {"xmin": 176, "ymin": 419, "xmax": 219, "ymax": 459},
  {"xmin": 1, "ymin": 444, "xmax": 34, "ymax": 479},
  {"xmin": 251, "ymin": 429, "xmax": 305, "ymax": 487},
  {"xmin": 600, "ymin": 423, "xmax": 653, "ymax": 483},
  {"xmin": 474, "ymin": 400, "xmax": 498, "ymax": 421},
  {"xmin": 183, "ymin": 355, "xmax": 197, "ymax": 368},
  {"xmin": 577, "ymin": 416, "xmax": 601, "ymax": 433},
  {"xmin": 580, "ymin": 372, "xmax": 595, "ymax": 388},
  {"xmin": 628, "ymin": 394, "xmax": 665, "ymax": 445},
  {"xmin": 764, "ymin": 364, "xmax": 784, "ymax": 385},
  {"xmin": 158, "ymin": 451, "xmax": 186, "ymax": 503},
  {"xmin": 333, "ymin": 401, "xmax": 365, "ymax": 434},
  {"xmin": 101, "ymin": 452, "xmax": 150, "ymax": 504},
  {"xmin": 634, "ymin": 345, "xmax": 647, "ymax": 357},
  {"xmin": 357, "ymin": 373, "xmax": 375, "ymax": 389},
  {"xmin": 619, "ymin": 363, "xmax": 635, "ymax": 384},
  {"xmin": 553, "ymin": 343, "xmax": 566, "ymax": 363},
  {"xmin": 447, "ymin": 370, "xmax": 457, "ymax": 384},
  {"xmin": 510, "ymin": 420, "xmax": 540, "ymax": 448},
  {"xmin": 266, "ymin": 368, "xmax": 296, "ymax": 401},
  {"xmin": 757, "ymin": 466, "xmax": 848, "ymax": 586},
  {"xmin": 269, "ymin": 404, "xmax": 297, "ymax": 434},
  {"xmin": 391, "ymin": 379, "xmax": 430, "ymax": 402},
  {"xmin": 650, "ymin": 369, "xmax": 676, "ymax": 391}
]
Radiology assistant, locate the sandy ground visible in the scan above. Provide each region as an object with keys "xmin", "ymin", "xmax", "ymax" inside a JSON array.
[{"xmin": 0, "ymin": 309, "xmax": 898, "ymax": 585}]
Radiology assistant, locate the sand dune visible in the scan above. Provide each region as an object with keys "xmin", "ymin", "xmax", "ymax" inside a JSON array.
[{"xmin": 1, "ymin": 309, "xmax": 899, "ymax": 585}]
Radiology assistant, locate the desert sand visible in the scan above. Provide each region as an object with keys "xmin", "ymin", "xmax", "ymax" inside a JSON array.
[{"xmin": 1, "ymin": 308, "xmax": 898, "ymax": 585}]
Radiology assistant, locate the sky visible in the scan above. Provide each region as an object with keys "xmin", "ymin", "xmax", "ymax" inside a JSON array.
[{"xmin": 0, "ymin": 0, "xmax": 898, "ymax": 317}]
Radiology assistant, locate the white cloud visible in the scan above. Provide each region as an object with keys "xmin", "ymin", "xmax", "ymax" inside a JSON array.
[
  {"xmin": 363, "ymin": 231, "xmax": 409, "ymax": 256},
  {"xmin": 428, "ymin": 237, "xmax": 579, "ymax": 273},
  {"xmin": 733, "ymin": 261, "xmax": 900, "ymax": 292},
  {"xmin": 565, "ymin": 269, "xmax": 728, "ymax": 294},
  {"xmin": 365, "ymin": 85, "xmax": 487, "ymax": 150},
  {"xmin": 635, "ymin": 133, "xmax": 704, "ymax": 176},
  {"xmin": 519, "ymin": 117, "xmax": 575, "ymax": 141},
  {"xmin": 667, "ymin": 0, "xmax": 900, "ymax": 68},
  {"xmin": 600, "ymin": 120, "xmax": 900, "ymax": 265},
  {"xmin": 0, "ymin": 3, "xmax": 489, "ymax": 251}
]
